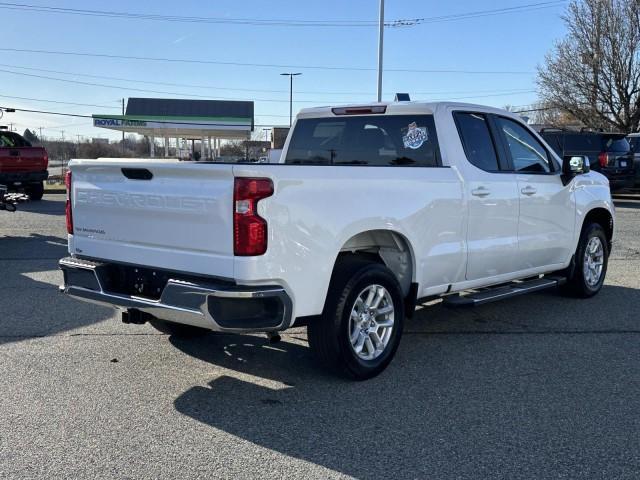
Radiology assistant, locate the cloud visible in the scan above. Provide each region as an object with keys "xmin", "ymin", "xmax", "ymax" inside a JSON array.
[{"xmin": 172, "ymin": 34, "xmax": 193, "ymax": 45}]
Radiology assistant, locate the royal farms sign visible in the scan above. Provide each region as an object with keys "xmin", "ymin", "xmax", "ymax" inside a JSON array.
[{"xmin": 93, "ymin": 118, "xmax": 148, "ymax": 128}]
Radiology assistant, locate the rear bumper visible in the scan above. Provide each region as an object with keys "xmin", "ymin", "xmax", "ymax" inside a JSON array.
[
  {"xmin": 602, "ymin": 171, "xmax": 635, "ymax": 191},
  {"xmin": 0, "ymin": 170, "xmax": 48, "ymax": 186},
  {"xmin": 59, "ymin": 257, "xmax": 293, "ymax": 333}
]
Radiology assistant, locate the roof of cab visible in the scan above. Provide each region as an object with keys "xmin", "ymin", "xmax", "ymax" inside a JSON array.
[{"xmin": 296, "ymin": 101, "xmax": 516, "ymax": 118}]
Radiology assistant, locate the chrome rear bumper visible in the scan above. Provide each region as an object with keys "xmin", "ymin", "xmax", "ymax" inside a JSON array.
[{"xmin": 59, "ymin": 256, "xmax": 292, "ymax": 333}]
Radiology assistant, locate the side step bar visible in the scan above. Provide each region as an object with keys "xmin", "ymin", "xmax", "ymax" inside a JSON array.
[{"xmin": 443, "ymin": 276, "xmax": 566, "ymax": 308}]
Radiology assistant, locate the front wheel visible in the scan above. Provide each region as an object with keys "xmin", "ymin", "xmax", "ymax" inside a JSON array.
[
  {"xmin": 308, "ymin": 257, "xmax": 404, "ymax": 380},
  {"xmin": 562, "ymin": 223, "xmax": 609, "ymax": 297}
]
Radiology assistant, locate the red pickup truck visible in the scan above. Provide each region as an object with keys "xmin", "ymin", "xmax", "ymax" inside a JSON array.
[{"xmin": 0, "ymin": 131, "xmax": 48, "ymax": 200}]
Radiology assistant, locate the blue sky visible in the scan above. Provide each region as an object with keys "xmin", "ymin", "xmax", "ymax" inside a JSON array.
[{"xmin": 0, "ymin": 0, "xmax": 568, "ymax": 140}]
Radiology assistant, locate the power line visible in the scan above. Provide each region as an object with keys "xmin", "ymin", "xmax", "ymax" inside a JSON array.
[
  {"xmin": 0, "ymin": 69, "xmax": 536, "ymax": 105},
  {"xmin": 0, "ymin": 2, "xmax": 378, "ymax": 27},
  {"xmin": 0, "ymin": 63, "xmax": 535, "ymax": 96},
  {"xmin": 0, "ymin": 93, "xmax": 119, "ymax": 109},
  {"xmin": 0, "ymin": 68, "xmax": 300, "ymax": 103},
  {"xmin": 0, "ymin": 48, "xmax": 533, "ymax": 75},
  {"xmin": 1, "ymin": 105, "xmax": 287, "ymax": 127},
  {"xmin": 389, "ymin": 1, "xmax": 566, "ymax": 26},
  {"xmin": 0, "ymin": 1, "xmax": 566, "ymax": 28},
  {"xmin": 3, "ymin": 97, "xmax": 541, "ymax": 130}
]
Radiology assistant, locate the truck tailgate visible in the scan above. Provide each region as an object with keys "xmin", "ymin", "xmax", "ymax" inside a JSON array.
[
  {"xmin": 0, "ymin": 147, "xmax": 48, "ymax": 172},
  {"xmin": 69, "ymin": 159, "xmax": 235, "ymax": 278}
]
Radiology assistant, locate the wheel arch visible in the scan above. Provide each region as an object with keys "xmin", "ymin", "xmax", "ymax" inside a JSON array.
[
  {"xmin": 582, "ymin": 207, "xmax": 614, "ymax": 250},
  {"xmin": 336, "ymin": 229, "xmax": 416, "ymax": 298}
]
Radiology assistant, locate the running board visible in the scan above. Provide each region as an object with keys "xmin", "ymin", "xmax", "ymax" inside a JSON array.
[{"xmin": 443, "ymin": 276, "xmax": 566, "ymax": 308}]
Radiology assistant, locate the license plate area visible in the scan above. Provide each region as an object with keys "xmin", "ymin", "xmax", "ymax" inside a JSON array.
[{"xmin": 101, "ymin": 264, "xmax": 170, "ymax": 300}]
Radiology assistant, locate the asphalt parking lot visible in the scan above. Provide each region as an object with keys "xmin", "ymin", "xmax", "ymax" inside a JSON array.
[{"xmin": 1, "ymin": 194, "xmax": 639, "ymax": 479}]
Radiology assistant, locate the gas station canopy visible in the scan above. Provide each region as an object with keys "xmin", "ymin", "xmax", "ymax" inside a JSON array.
[
  {"xmin": 92, "ymin": 97, "xmax": 254, "ymax": 158},
  {"xmin": 93, "ymin": 97, "xmax": 253, "ymax": 139}
]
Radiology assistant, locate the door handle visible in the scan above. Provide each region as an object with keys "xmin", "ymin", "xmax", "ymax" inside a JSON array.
[
  {"xmin": 520, "ymin": 186, "xmax": 537, "ymax": 196},
  {"xmin": 471, "ymin": 187, "xmax": 490, "ymax": 197}
]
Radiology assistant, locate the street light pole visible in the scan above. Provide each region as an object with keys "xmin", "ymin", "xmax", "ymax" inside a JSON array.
[
  {"xmin": 377, "ymin": 0, "xmax": 384, "ymax": 102},
  {"xmin": 281, "ymin": 72, "xmax": 302, "ymax": 127}
]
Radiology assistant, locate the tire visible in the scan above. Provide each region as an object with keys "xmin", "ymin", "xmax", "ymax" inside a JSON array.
[
  {"xmin": 308, "ymin": 256, "xmax": 405, "ymax": 380},
  {"xmin": 26, "ymin": 182, "xmax": 44, "ymax": 201},
  {"xmin": 562, "ymin": 223, "xmax": 609, "ymax": 298},
  {"xmin": 148, "ymin": 319, "xmax": 210, "ymax": 338}
]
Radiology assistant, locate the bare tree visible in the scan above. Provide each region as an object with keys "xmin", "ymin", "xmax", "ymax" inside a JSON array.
[
  {"xmin": 527, "ymin": 101, "xmax": 582, "ymax": 128},
  {"xmin": 220, "ymin": 140, "xmax": 245, "ymax": 157},
  {"xmin": 537, "ymin": 0, "xmax": 640, "ymax": 132}
]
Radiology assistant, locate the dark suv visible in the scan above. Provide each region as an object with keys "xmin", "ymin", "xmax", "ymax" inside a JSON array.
[
  {"xmin": 628, "ymin": 133, "xmax": 640, "ymax": 187},
  {"xmin": 540, "ymin": 129, "xmax": 635, "ymax": 192}
]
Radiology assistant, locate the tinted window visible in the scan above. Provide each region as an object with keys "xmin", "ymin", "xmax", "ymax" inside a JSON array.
[
  {"xmin": 602, "ymin": 136, "xmax": 630, "ymax": 153},
  {"xmin": 564, "ymin": 133, "xmax": 598, "ymax": 153},
  {"xmin": 540, "ymin": 132, "xmax": 601, "ymax": 155},
  {"xmin": 284, "ymin": 115, "xmax": 440, "ymax": 166},
  {"xmin": 454, "ymin": 112, "xmax": 500, "ymax": 171},
  {"xmin": 0, "ymin": 132, "xmax": 30, "ymax": 148},
  {"xmin": 539, "ymin": 132, "xmax": 564, "ymax": 156},
  {"xmin": 496, "ymin": 117, "xmax": 551, "ymax": 173},
  {"xmin": 629, "ymin": 137, "xmax": 639, "ymax": 152}
]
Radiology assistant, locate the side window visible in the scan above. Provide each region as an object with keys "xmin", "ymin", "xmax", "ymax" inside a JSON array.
[
  {"xmin": 496, "ymin": 117, "xmax": 552, "ymax": 173},
  {"xmin": 454, "ymin": 112, "xmax": 500, "ymax": 171}
]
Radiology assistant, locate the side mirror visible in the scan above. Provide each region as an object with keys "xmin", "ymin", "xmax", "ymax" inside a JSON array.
[
  {"xmin": 561, "ymin": 155, "xmax": 589, "ymax": 185},
  {"xmin": 563, "ymin": 155, "xmax": 590, "ymax": 174}
]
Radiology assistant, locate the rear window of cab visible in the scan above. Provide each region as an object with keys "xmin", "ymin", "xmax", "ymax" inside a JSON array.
[
  {"xmin": 284, "ymin": 115, "xmax": 441, "ymax": 167},
  {"xmin": 0, "ymin": 132, "xmax": 31, "ymax": 148}
]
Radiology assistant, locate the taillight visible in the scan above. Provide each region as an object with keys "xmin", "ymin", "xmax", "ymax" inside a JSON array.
[
  {"xmin": 233, "ymin": 177, "xmax": 273, "ymax": 256},
  {"xmin": 43, "ymin": 151, "xmax": 49, "ymax": 169},
  {"xmin": 65, "ymin": 171, "xmax": 73, "ymax": 234},
  {"xmin": 598, "ymin": 152, "xmax": 608, "ymax": 168}
]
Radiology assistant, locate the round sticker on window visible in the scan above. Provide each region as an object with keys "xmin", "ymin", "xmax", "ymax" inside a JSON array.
[{"xmin": 402, "ymin": 122, "xmax": 428, "ymax": 149}]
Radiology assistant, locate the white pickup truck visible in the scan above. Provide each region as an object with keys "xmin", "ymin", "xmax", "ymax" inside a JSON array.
[{"xmin": 60, "ymin": 101, "xmax": 614, "ymax": 379}]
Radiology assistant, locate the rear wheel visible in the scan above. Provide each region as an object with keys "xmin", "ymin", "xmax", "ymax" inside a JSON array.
[
  {"xmin": 562, "ymin": 223, "xmax": 608, "ymax": 297},
  {"xmin": 149, "ymin": 319, "xmax": 210, "ymax": 338},
  {"xmin": 26, "ymin": 182, "xmax": 44, "ymax": 201},
  {"xmin": 308, "ymin": 256, "xmax": 404, "ymax": 380}
]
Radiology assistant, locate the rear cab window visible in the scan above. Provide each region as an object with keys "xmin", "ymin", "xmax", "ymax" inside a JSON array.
[
  {"xmin": 284, "ymin": 115, "xmax": 441, "ymax": 167},
  {"xmin": 0, "ymin": 132, "xmax": 31, "ymax": 148}
]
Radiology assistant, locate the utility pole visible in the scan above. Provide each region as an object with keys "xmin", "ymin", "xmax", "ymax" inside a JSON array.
[
  {"xmin": 280, "ymin": 72, "xmax": 302, "ymax": 127},
  {"xmin": 61, "ymin": 130, "xmax": 66, "ymax": 178},
  {"xmin": 38, "ymin": 126, "xmax": 43, "ymax": 142},
  {"xmin": 121, "ymin": 98, "xmax": 125, "ymax": 155},
  {"xmin": 377, "ymin": 0, "xmax": 385, "ymax": 102}
]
